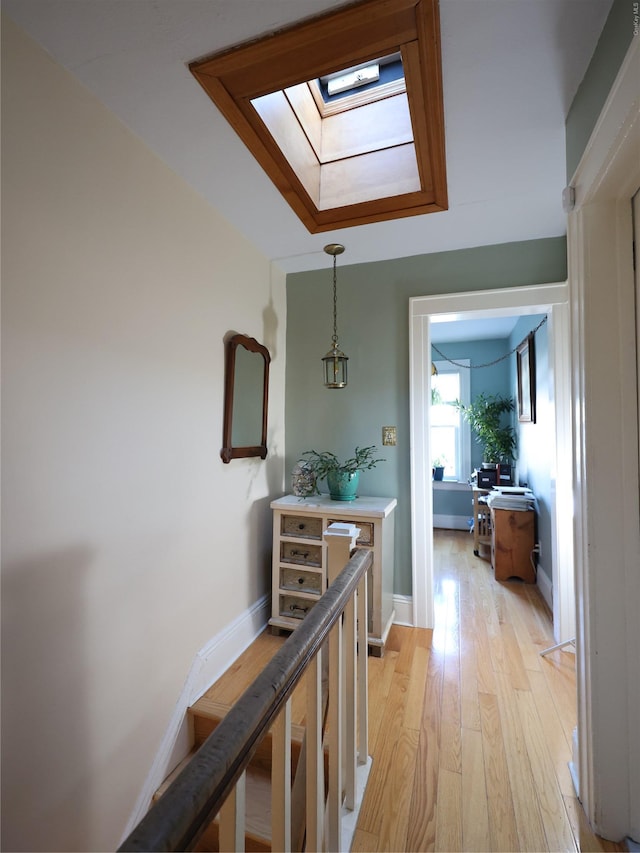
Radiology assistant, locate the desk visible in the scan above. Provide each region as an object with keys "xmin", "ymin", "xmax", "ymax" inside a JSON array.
[{"xmin": 471, "ymin": 486, "xmax": 492, "ymax": 558}]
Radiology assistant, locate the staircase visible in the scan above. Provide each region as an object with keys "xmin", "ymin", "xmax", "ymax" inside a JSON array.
[
  {"xmin": 152, "ymin": 635, "xmax": 326, "ymax": 852},
  {"xmin": 120, "ymin": 532, "xmax": 371, "ymax": 853}
]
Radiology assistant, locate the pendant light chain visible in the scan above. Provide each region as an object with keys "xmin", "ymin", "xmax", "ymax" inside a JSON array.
[
  {"xmin": 432, "ymin": 315, "xmax": 547, "ymax": 369},
  {"xmin": 331, "ymin": 253, "xmax": 338, "ymax": 348},
  {"xmin": 321, "ymin": 243, "xmax": 348, "ymax": 388}
]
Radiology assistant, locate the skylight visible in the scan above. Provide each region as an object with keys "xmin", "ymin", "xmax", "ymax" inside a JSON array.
[{"xmin": 189, "ymin": 0, "xmax": 447, "ymax": 233}]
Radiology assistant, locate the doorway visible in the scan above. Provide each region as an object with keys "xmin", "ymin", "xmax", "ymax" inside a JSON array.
[{"xmin": 409, "ymin": 282, "xmax": 574, "ymax": 643}]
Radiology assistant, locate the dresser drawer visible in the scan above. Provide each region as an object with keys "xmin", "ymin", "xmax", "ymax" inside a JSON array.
[
  {"xmin": 328, "ymin": 518, "xmax": 374, "ymax": 547},
  {"xmin": 279, "ymin": 594, "xmax": 315, "ymax": 621},
  {"xmin": 280, "ymin": 567, "xmax": 323, "ymax": 595},
  {"xmin": 281, "ymin": 514, "xmax": 323, "ymax": 540},
  {"xmin": 280, "ymin": 541, "xmax": 322, "ymax": 567}
]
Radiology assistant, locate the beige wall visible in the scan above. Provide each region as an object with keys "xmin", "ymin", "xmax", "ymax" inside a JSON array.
[{"xmin": 1, "ymin": 17, "xmax": 285, "ymax": 852}]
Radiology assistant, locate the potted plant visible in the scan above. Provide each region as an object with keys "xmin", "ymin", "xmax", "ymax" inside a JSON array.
[
  {"xmin": 432, "ymin": 455, "xmax": 446, "ymax": 481},
  {"xmin": 455, "ymin": 393, "xmax": 516, "ymax": 465},
  {"xmin": 299, "ymin": 445, "xmax": 385, "ymax": 501}
]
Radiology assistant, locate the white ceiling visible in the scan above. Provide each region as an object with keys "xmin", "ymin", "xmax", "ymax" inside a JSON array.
[
  {"xmin": 431, "ymin": 315, "xmax": 520, "ymax": 343},
  {"xmin": 3, "ymin": 0, "xmax": 613, "ymax": 274}
]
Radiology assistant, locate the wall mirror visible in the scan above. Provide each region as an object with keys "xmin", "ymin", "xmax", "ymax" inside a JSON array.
[{"xmin": 221, "ymin": 333, "xmax": 270, "ymax": 463}]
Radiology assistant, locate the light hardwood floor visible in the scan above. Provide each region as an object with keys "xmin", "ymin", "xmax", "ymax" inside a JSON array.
[{"xmin": 195, "ymin": 529, "xmax": 626, "ymax": 852}]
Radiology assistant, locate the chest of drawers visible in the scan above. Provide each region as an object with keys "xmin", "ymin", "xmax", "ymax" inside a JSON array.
[{"xmin": 269, "ymin": 495, "xmax": 397, "ymax": 655}]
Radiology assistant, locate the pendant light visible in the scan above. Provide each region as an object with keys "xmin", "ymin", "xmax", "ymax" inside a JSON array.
[{"xmin": 322, "ymin": 243, "xmax": 349, "ymax": 388}]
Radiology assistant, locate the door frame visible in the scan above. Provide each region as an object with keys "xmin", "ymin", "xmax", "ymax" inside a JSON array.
[
  {"xmin": 409, "ymin": 282, "xmax": 572, "ymax": 636},
  {"xmin": 566, "ymin": 35, "xmax": 640, "ymax": 842}
]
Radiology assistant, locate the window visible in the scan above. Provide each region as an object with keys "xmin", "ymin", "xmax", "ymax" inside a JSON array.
[
  {"xmin": 188, "ymin": 0, "xmax": 447, "ymax": 233},
  {"xmin": 430, "ymin": 360, "xmax": 470, "ymax": 481}
]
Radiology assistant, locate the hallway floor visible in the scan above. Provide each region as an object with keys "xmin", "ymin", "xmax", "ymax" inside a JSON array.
[{"xmin": 351, "ymin": 528, "xmax": 624, "ymax": 852}]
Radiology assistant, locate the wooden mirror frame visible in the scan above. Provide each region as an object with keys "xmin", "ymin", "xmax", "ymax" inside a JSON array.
[{"xmin": 221, "ymin": 333, "xmax": 271, "ymax": 463}]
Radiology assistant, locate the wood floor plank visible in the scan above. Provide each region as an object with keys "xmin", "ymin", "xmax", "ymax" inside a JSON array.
[
  {"xmin": 538, "ymin": 648, "xmax": 578, "ymax": 744},
  {"xmin": 367, "ymin": 648, "xmax": 399, "ymax": 751},
  {"xmin": 439, "ymin": 645, "xmax": 462, "ymax": 772},
  {"xmin": 515, "ymin": 686, "xmax": 578, "ymax": 852},
  {"xmin": 493, "ymin": 670, "xmax": 548, "ymax": 851},
  {"xmin": 501, "ymin": 585, "xmax": 544, "ymax": 672},
  {"xmin": 376, "ymin": 726, "xmax": 419, "ymax": 852},
  {"xmin": 471, "ymin": 597, "xmax": 497, "ymax": 696},
  {"xmin": 351, "ymin": 827, "xmax": 379, "ymax": 852},
  {"xmin": 357, "ymin": 670, "xmax": 408, "ymax": 834},
  {"xmin": 527, "ymin": 667, "xmax": 575, "ymax": 797},
  {"xmin": 406, "ymin": 628, "xmax": 442, "ymax": 852},
  {"xmin": 477, "ymin": 691, "xmax": 520, "ymax": 852},
  {"xmin": 434, "ymin": 767, "xmax": 462, "ymax": 853},
  {"xmin": 499, "ymin": 620, "xmax": 531, "ymax": 691},
  {"xmin": 459, "ymin": 584, "xmax": 481, "ymax": 732},
  {"xmin": 460, "ymin": 727, "xmax": 491, "ymax": 851},
  {"xmin": 403, "ymin": 644, "xmax": 430, "ymax": 732}
]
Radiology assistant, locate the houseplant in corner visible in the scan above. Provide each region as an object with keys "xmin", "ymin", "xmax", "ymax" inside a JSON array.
[
  {"xmin": 455, "ymin": 393, "xmax": 516, "ymax": 465},
  {"xmin": 432, "ymin": 455, "xmax": 446, "ymax": 481},
  {"xmin": 299, "ymin": 445, "xmax": 385, "ymax": 501}
]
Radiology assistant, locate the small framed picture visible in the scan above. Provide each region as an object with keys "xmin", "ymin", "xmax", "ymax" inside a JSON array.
[{"xmin": 517, "ymin": 333, "xmax": 536, "ymax": 423}]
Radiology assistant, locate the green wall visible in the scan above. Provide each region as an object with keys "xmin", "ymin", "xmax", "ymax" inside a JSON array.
[
  {"xmin": 565, "ymin": 0, "xmax": 635, "ymax": 178},
  {"xmin": 285, "ymin": 237, "xmax": 566, "ymax": 596}
]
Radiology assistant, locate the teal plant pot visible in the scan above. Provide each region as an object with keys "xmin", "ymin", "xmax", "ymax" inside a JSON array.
[
  {"xmin": 433, "ymin": 466, "xmax": 445, "ymax": 481},
  {"xmin": 327, "ymin": 469, "xmax": 360, "ymax": 501}
]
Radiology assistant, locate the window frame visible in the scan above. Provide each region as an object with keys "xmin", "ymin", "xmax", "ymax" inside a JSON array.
[
  {"xmin": 188, "ymin": 0, "xmax": 447, "ymax": 233},
  {"xmin": 431, "ymin": 358, "xmax": 471, "ymax": 482}
]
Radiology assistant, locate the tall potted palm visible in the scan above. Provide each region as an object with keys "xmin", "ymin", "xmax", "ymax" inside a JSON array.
[{"xmin": 455, "ymin": 393, "xmax": 516, "ymax": 465}]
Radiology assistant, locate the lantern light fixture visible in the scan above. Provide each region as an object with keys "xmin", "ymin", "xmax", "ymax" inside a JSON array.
[{"xmin": 322, "ymin": 243, "xmax": 349, "ymax": 389}]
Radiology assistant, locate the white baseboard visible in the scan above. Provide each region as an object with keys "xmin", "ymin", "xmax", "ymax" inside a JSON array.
[
  {"xmin": 393, "ymin": 594, "xmax": 414, "ymax": 626},
  {"xmin": 121, "ymin": 593, "xmax": 270, "ymax": 842},
  {"xmin": 537, "ymin": 564, "xmax": 553, "ymax": 611},
  {"xmin": 433, "ymin": 514, "xmax": 470, "ymax": 531}
]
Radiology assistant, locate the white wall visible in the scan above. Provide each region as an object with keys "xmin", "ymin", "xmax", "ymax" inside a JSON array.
[{"xmin": 1, "ymin": 17, "xmax": 286, "ymax": 852}]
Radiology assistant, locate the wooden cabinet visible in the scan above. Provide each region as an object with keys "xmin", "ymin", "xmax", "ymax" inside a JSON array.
[
  {"xmin": 269, "ymin": 495, "xmax": 397, "ymax": 655},
  {"xmin": 490, "ymin": 508, "xmax": 536, "ymax": 583}
]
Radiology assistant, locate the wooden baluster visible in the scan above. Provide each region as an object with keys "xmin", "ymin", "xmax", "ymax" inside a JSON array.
[
  {"xmin": 272, "ymin": 699, "xmax": 291, "ymax": 853},
  {"xmin": 306, "ymin": 651, "xmax": 324, "ymax": 853},
  {"xmin": 344, "ymin": 589, "xmax": 357, "ymax": 810},
  {"xmin": 219, "ymin": 771, "xmax": 246, "ymax": 852},
  {"xmin": 324, "ymin": 523, "xmax": 360, "ymax": 851},
  {"xmin": 357, "ymin": 571, "xmax": 369, "ymax": 765},
  {"xmin": 328, "ymin": 604, "xmax": 343, "ymax": 852}
]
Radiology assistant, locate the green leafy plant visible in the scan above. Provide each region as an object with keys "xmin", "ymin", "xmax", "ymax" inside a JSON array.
[
  {"xmin": 432, "ymin": 455, "xmax": 447, "ymax": 468},
  {"xmin": 454, "ymin": 393, "xmax": 516, "ymax": 463},
  {"xmin": 300, "ymin": 445, "xmax": 385, "ymax": 492}
]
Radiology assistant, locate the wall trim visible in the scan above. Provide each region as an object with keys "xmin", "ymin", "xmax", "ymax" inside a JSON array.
[
  {"xmin": 393, "ymin": 594, "xmax": 414, "ymax": 626},
  {"xmin": 121, "ymin": 593, "xmax": 271, "ymax": 842},
  {"xmin": 536, "ymin": 564, "xmax": 553, "ymax": 612},
  {"xmin": 433, "ymin": 514, "xmax": 470, "ymax": 531}
]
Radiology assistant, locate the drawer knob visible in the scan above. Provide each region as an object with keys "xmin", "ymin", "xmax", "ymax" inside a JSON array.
[
  {"xmin": 290, "ymin": 604, "xmax": 309, "ymax": 614},
  {"xmin": 298, "ymin": 577, "xmax": 305, "ymax": 584},
  {"xmin": 291, "ymin": 550, "xmax": 309, "ymax": 559},
  {"xmin": 298, "ymin": 523, "xmax": 305, "ymax": 530}
]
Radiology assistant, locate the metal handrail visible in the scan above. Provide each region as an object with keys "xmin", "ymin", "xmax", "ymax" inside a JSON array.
[{"xmin": 118, "ymin": 547, "xmax": 373, "ymax": 852}]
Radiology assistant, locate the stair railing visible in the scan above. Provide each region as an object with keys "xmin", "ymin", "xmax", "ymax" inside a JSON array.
[{"xmin": 119, "ymin": 524, "xmax": 371, "ymax": 853}]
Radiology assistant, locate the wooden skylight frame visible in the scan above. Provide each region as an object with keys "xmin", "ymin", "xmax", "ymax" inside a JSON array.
[{"xmin": 189, "ymin": 0, "xmax": 447, "ymax": 233}]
